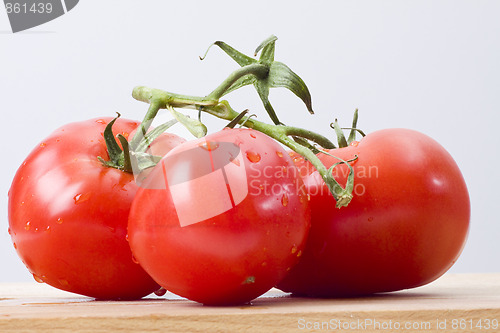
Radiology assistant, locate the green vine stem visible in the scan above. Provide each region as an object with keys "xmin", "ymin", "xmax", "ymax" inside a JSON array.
[
  {"xmin": 128, "ymin": 36, "xmax": 355, "ymax": 208},
  {"xmin": 132, "ymin": 86, "xmax": 353, "ymax": 208}
]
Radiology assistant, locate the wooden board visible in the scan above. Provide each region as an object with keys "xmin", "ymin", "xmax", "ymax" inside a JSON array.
[{"xmin": 1, "ymin": 273, "xmax": 499, "ymax": 332}]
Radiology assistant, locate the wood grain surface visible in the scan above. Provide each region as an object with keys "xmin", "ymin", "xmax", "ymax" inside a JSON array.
[{"xmin": 1, "ymin": 273, "xmax": 499, "ymax": 332}]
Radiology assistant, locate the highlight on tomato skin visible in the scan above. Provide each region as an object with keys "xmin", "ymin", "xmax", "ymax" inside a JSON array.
[
  {"xmin": 277, "ymin": 128, "xmax": 471, "ymax": 297},
  {"xmin": 128, "ymin": 128, "xmax": 311, "ymax": 305},
  {"xmin": 7, "ymin": 117, "xmax": 187, "ymax": 300}
]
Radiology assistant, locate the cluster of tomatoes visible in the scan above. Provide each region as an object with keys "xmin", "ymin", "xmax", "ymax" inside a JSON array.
[{"xmin": 8, "ymin": 112, "xmax": 470, "ymax": 305}]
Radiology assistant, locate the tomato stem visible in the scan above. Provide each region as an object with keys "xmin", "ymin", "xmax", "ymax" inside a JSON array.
[
  {"xmin": 128, "ymin": 36, "xmax": 354, "ymax": 207},
  {"xmin": 132, "ymin": 86, "xmax": 353, "ymax": 207}
]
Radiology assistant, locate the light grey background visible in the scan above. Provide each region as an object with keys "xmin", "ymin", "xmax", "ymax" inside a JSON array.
[{"xmin": 1, "ymin": 0, "xmax": 499, "ymax": 282}]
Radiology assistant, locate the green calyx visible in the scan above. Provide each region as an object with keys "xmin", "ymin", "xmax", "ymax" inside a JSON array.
[
  {"xmin": 201, "ymin": 35, "xmax": 313, "ymax": 125},
  {"xmin": 97, "ymin": 113, "xmax": 176, "ymax": 173},
  {"xmin": 330, "ymin": 108, "xmax": 366, "ymax": 148}
]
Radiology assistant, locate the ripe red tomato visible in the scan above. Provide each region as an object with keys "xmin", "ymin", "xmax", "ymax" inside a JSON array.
[
  {"xmin": 8, "ymin": 117, "xmax": 183, "ymax": 299},
  {"xmin": 277, "ymin": 128, "xmax": 470, "ymax": 296},
  {"xmin": 128, "ymin": 128, "xmax": 311, "ymax": 305}
]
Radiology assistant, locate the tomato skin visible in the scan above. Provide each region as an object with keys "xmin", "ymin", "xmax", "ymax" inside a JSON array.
[
  {"xmin": 128, "ymin": 128, "xmax": 310, "ymax": 305},
  {"xmin": 8, "ymin": 117, "xmax": 179, "ymax": 299},
  {"xmin": 277, "ymin": 128, "xmax": 470, "ymax": 296}
]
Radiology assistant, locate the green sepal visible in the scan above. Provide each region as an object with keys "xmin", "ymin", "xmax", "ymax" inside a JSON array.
[
  {"xmin": 201, "ymin": 40, "xmax": 256, "ymax": 67},
  {"xmin": 117, "ymin": 134, "xmax": 132, "ymax": 173},
  {"xmin": 168, "ymin": 105, "xmax": 207, "ymax": 138},
  {"xmin": 341, "ymin": 109, "xmax": 366, "ymax": 144},
  {"xmin": 254, "ymin": 80, "xmax": 281, "ymax": 125},
  {"xmin": 221, "ymin": 75, "xmax": 257, "ymax": 97},
  {"xmin": 268, "ymin": 61, "xmax": 314, "ymax": 115},
  {"xmin": 131, "ymin": 152, "xmax": 163, "ymax": 171},
  {"xmin": 255, "ymin": 35, "xmax": 277, "ymax": 65},
  {"xmin": 347, "ymin": 108, "xmax": 359, "ymax": 143},
  {"xmin": 134, "ymin": 119, "xmax": 178, "ymax": 153},
  {"xmin": 330, "ymin": 119, "xmax": 348, "ymax": 148},
  {"xmin": 97, "ymin": 113, "xmax": 125, "ymax": 170}
]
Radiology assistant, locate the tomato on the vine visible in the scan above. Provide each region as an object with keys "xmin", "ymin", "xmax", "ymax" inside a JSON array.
[
  {"xmin": 128, "ymin": 127, "xmax": 311, "ymax": 305},
  {"xmin": 277, "ymin": 128, "xmax": 470, "ymax": 296},
  {"xmin": 8, "ymin": 117, "xmax": 184, "ymax": 299}
]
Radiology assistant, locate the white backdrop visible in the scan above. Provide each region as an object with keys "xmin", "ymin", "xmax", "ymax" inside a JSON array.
[{"xmin": 1, "ymin": 0, "xmax": 499, "ymax": 282}]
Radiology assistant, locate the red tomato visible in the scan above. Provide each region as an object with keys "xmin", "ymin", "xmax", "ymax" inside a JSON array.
[
  {"xmin": 128, "ymin": 128, "xmax": 311, "ymax": 305},
  {"xmin": 8, "ymin": 117, "xmax": 183, "ymax": 299},
  {"xmin": 277, "ymin": 129, "xmax": 470, "ymax": 296}
]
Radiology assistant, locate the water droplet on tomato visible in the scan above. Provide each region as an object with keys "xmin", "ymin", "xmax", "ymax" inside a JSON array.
[
  {"xmin": 20, "ymin": 201, "xmax": 25, "ymax": 206},
  {"xmin": 350, "ymin": 141, "xmax": 359, "ymax": 147},
  {"xmin": 33, "ymin": 274, "xmax": 44, "ymax": 283},
  {"xmin": 24, "ymin": 221, "xmax": 31, "ymax": 231},
  {"xmin": 297, "ymin": 250, "xmax": 302, "ymax": 258},
  {"xmin": 73, "ymin": 192, "xmax": 91, "ymax": 204},
  {"xmin": 246, "ymin": 151, "xmax": 261, "ymax": 163},
  {"xmin": 56, "ymin": 218, "xmax": 63, "ymax": 224},
  {"xmin": 58, "ymin": 279, "xmax": 69, "ymax": 287},
  {"xmin": 7, "ymin": 228, "xmax": 11, "ymax": 235},
  {"xmin": 250, "ymin": 133, "xmax": 257, "ymax": 139},
  {"xmin": 131, "ymin": 255, "xmax": 140, "ymax": 264},
  {"xmin": 276, "ymin": 151, "xmax": 283, "ymax": 158},
  {"xmin": 154, "ymin": 287, "xmax": 167, "ymax": 297},
  {"xmin": 125, "ymin": 234, "xmax": 129, "ymax": 242},
  {"xmin": 281, "ymin": 193, "xmax": 289, "ymax": 207},
  {"xmin": 199, "ymin": 141, "xmax": 219, "ymax": 151},
  {"xmin": 13, "ymin": 242, "xmax": 17, "ymax": 249},
  {"xmin": 96, "ymin": 119, "xmax": 106, "ymax": 124},
  {"xmin": 39, "ymin": 143, "xmax": 47, "ymax": 148},
  {"xmin": 243, "ymin": 276, "xmax": 256, "ymax": 284},
  {"xmin": 291, "ymin": 245, "xmax": 298, "ymax": 254},
  {"xmin": 45, "ymin": 226, "xmax": 51, "ymax": 233}
]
